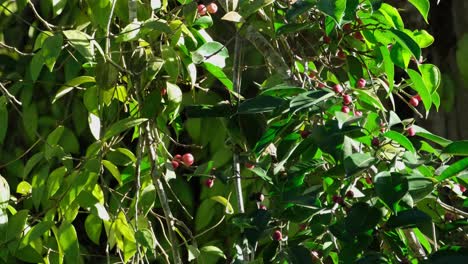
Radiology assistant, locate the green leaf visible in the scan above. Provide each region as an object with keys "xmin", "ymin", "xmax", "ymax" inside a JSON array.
[
  {"xmin": 374, "ymin": 172, "xmax": 409, "ymax": 210},
  {"xmin": 19, "ymin": 221, "xmax": 54, "ymax": 249},
  {"xmin": 161, "ymin": 45, "xmax": 179, "ymax": 82},
  {"xmin": 379, "ymin": 45, "xmax": 394, "ymax": 92},
  {"xmin": 386, "ymin": 209, "xmax": 431, "ymax": 228},
  {"xmin": 384, "ymin": 131, "xmax": 416, "ymax": 153},
  {"xmin": 0, "ymin": 96, "xmax": 7, "ymax": 144},
  {"xmin": 237, "ymin": 96, "xmax": 285, "ymax": 114},
  {"xmin": 286, "ymin": 0, "xmax": 315, "ymax": 21},
  {"xmin": 31, "ymin": 166, "xmax": 48, "ymax": 210},
  {"xmin": 200, "ymin": 245, "xmax": 226, "ymax": 259},
  {"xmin": 411, "ymin": 30, "xmax": 434, "ymax": 48},
  {"xmin": 102, "ymin": 117, "xmax": 147, "ymax": 140},
  {"xmin": 368, "ymin": 0, "xmax": 383, "ymax": 11},
  {"xmin": 42, "ymin": 34, "xmax": 63, "ymax": 71},
  {"xmin": 116, "ymin": 21, "xmax": 141, "ymax": 42},
  {"xmin": 210, "ymin": 196, "xmax": 234, "ymax": 214},
  {"xmin": 85, "ymin": 214, "xmax": 102, "ymax": 245},
  {"xmin": 419, "ymin": 64, "xmax": 441, "ymax": 93},
  {"xmin": 390, "ymin": 29, "xmax": 421, "ymax": 60},
  {"xmin": 135, "ymin": 229, "xmax": 155, "ymax": 249},
  {"xmin": 53, "ymin": 76, "xmax": 95, "ymax": 103},
  {"xmin": 239, "ymin": 0, "xmax": 274, "ymax": 18},
  {"xmin": 203, "ymin": 63, "xmax": 233, "ymax": 90},
  {"xmin": 317, "ymin": 0, "xmax": 347, "ymax": 23},
  {"xmin": 354, "ymin": 89, "xmax": 386, "ymax": 112},
  {"xmin": 58, "ymin": 222, "xmax": 80, "ymax": 263},
  {"xmin": 16, "ymin": 181, "xmax": 32, "ymax": 195},
  {"xmin": 442, "ymin": 141, "xmax": 468, "ymax": 156},
  {"xmin": 408, "ymin": 0, "xmax": 430, "ymax": 23},
  {"xmin": 52, "ymin": 0, "xmax": 67, "ymax": 16},
  {"xmin": 290, "ymin": 90, "xmax": 335, "ymax": 113},
  {"xmin": 191, "ymin": 42, "xmax": 229, "ymax": 68},
  {"xmin": 411, "ymin": 125, "xmax": 452, "ymax": 147},
  {"xmin": 166, "ymin": 82, "xmax": 183, "ymax": 104},
  {"xmin": 63, "ymin": 30, "xmax": 94, "ymax": 61},
  {"xmin": 343, "ymin": 153, "xmax": 377, "ymax": 176},
  {"xmin": 102, "ymin": 160, "xmax": 121, "ymax": 185},
  {"xmin": 139, "ymin": 184, "xmax": 156, "ymax": 216},
  {"xmin": 378, "ymin": 4, "xmax": 404, "ymax": 29},
  {"xmin": 30, "ymin": 51, "xmax": 44, "ymax": 81},
  {"xmin": 436, "ymin": 158, "xmax": 468, "ymax": 181},
  {"xmin": 407, "ymin": 69, "xmax": 432, "ymax": 114},
  {"xmin": 6, "ymin": 210, "xmax": 29, "ymax": 241},
  {"xmin": 345, "ymin": 202, "xmax": 382, "ymax": 235}
]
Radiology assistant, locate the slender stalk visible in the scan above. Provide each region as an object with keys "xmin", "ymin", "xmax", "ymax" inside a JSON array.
[{"xmin": 146, "ymin": 124, "xmax": 182, "ymax": 264}]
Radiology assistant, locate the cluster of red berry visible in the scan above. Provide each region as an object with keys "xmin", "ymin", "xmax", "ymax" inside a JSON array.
[
  {"xmin": 171, "ymin": 153, "xmax": 194, "ymax": 169},
  {"xmin": 330, "ymin": 79, "xmax": 366, "ymax": 116},
  {"xmin": 197, "ymin": 2, "xmax": 218, "ymax": 16}
]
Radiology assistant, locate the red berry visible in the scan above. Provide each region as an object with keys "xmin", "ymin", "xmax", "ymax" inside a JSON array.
[
  {"xmin": 171, "ymin": 160, "xmax": 179, "ymax": 169},
  {"xmin": 161, "ymin": 88, "xmax": 167, "ymax": 96},
  {"xmin": 345, "ymin": 190, "xmax": 354, "ymax": 198},
  {"xmin": 343, "ymin": 23, "xmax": 352, "ymax": 31},
  {"xmin": 182, "ymin": 153, "xmax": 194, "ymax": 166},
  {"xmin": 354, "ymin": 31, "xmax": 364, "ymax": 41},
  {"xmin": 414, "ymin": 94, "xmax": 422, "ymax": 101},
  {"xmin": 387, "ymin": 44, "xmax": 393, "ymax": 52},
  {"xmin": 197, "ymin": 4, "xmax": 207, "ymax": 15},
  {"xmin": 354, "ymin": 110, "xmax": 363, "ymax": 117},
  {"xmin": 333, "ymin": 84, "xmax": 343, "ymax": 94},
  {"xmin": 245, "ymin": 162, "xmax": 255, "ymax": 169},
  {"xmin": 356, "ymin": 18, "xmax": 363, "ymax": 25},
  {"xmin": 357, "ymin": 78, "xmax": 366, "ymax": 88},
  {"xmin": 365, "ymin": 177, "xmax": 373, "ymax": 184},
  {"xmin": 205, "ymin": 178, "xmax": 214, "ymax": 188},
  {"xmin": 272, "ymin": 230, "xmax": 282, "ymax": 241},
  {"xmin": 174, "ymin": 154, "xmax": 182, "ymax": 160},
  {"xmin": 323, "ymin": 35, "xmax": 331, "ymax": 44},
  {"xmin": 460, "ymin": 184, "xmax": 467, "ymax": 193},
  {"xmin": 337, "ymin": 50, "xmax": 346, "ymax": 59},
  {"xmin": 343, "ymin": 94, "xmax": 352, "ymax": 105},
  {"xmin": 407, "ymin": 127, "xmax": 416, "ymax": 137},
  {"xmin": 332, "ymin": 195, "xmax": 344, "ymax": 205},
  {"xmin": 317, "ymin": 82, "xmax": 325, "ymax": 88},
  {"xmin": 341, "ymin": 106, "xmax": 350, "ymax": 113},
  {"xmin": 372, "ymin": 137, "xmax": 380, "ymax": 146},
  {"xmin": 300, "ymin": 130, "xmax": 310, "ymax": 138},
  {"xmin": 259, "ymin": 205, "xmax": 267, "ymax": 210},
  {"xmin": 206, "ymin": 2, "xmax": 218, "ymax": 14},
  {"xmin": 308, "ymin": 71, "xmax": 316, "ymax": 79},
  {"xmin": 409, "ymin": 97, "xmax": 419, "ymax": 107},
  {"xmin": 444, "ymin": 212, "xmax": 455, "ymax": 221}
]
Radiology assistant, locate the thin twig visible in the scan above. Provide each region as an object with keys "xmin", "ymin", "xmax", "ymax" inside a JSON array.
[
  {"xmin": 0, "ymin": 42, "xmax": 34, "ymax": 56},
  {"xmin": 0, "ymin": 82, "xmax": 22, "ymax": 105},
  {"xmin": 28, "ymin": 1, "xmax": 55, "ymax": 31}
]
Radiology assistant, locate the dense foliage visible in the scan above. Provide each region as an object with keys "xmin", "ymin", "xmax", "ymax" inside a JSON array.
[{"xmin": 0, "ymin": 0, "xmax": 467, "ymax": 263}]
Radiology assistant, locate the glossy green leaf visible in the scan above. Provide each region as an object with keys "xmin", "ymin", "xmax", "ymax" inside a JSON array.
[
  {"xmin": 210, "ymin": 196, "xmax": 234, "ymax": 214},
  {"xmin": 102, "ymin": 160, "xmax": 121, "ymax": 185},
  {"xmin": 203, "ymin": 63, "xmax": 233, "ymax": 90},
  {"xmin": 85, "ymin": 214, "xmax": 102, "ymax": 245},
  {"xmin": 16, "ymin": 181, "xmax": 32, "ymax": 195},
  {"xmin": 42, "ymin": 34, "xmax": 63, "ymax": 71},
  {"xmin": 191, "ymin": 42, "xmax": 229, "ymax": 68},
  {"xmin": 6, "ymin": 210, "xmax": 29, "ymax": 241},
  {"xmin": 442, "ymin": 141, "xmax": 468, "ymax": 156},
  {"xmin": 237, "ymin": 95, "xmax": 285, "ymax": 114},
  {"xmin": 408, "ymin": 0, "xmax": 430, "ymax": 23},
  {"xmin": 19, "ymin": 220, "xmax": 54, "ymax": 248},
  {"xmin": 63, "ymin": 30, "xmax": 94, "ymax": 61},
  {"xmin": 407, "ymin": 69, "xmax": 432, "ymax": 113},
  {"xmin": 436, "ymin": 158, "xmax": 468, "ymax": 181},
  {"xmin": 379, "ymin": 45, "xmax": 394, "ymax": 92},
  {"xmin": 200, "ymin": 245, "xmax": 226, "ymax": 259},
  {"xmin": 58, "ymin": 222, "xmax": 80, "ymax": 263},
  {"xmin": 345, "ymin": 202, "xmax": 381, "ymax": 234},
  {"xmin": 53, "ymin": 76, "xmax": 95, "ymax": 103},
  {"xmin": 239, "ymin": 0, "xmax": 274, "ymax": 18},
  {"xmin": 386, "ymin": 209, "xmax": 431, "ymax": 228},
  {"xmin": 343, "ymin": 153, "xmax": 377, "ymax": 176},
  {"xmin": 419, "ymin": 64, "xmax": 441, "ymax": 93},
  {"xmin": 317, "ymin": 0, "xmax": 346, "ymax": 23},
  {"xmin": 390, "ymin": 29, "xmax": 421, "ymax": 60},
  {"xmin": 102, "ymin": 117, "xmax": 147, "ymax": 140},
  {"xmin": 135, "ymin": 228, "xmax": 155, "ymax": 249},
  {"xmin": 139, "ymin": 184, "xmax": 156, "ymax": 216},
  {"xmin": 374, "ymin": 172, "xmax": 409, "ymax": 210},
  {"xmin": 384, "ymin": 131, "xmax": 416, "ymax": 153}
]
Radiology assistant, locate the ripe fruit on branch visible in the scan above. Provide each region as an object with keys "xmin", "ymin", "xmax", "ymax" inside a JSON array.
[
  {"xmin": 409, "ymin": 96, "xmax": 419, "ymax": 107},
  {"xmin": 337, "ymin": 50, "xmax": 346, "ymax": 59},
  {"xmin": 354, "ymin": 31, "xmax": 364, "ymax": 41},
  {"xmin": 357, "ymin": 78, "xmax": 366, "ymax": 88},
  {"xmin": 182, "ymin": 153, "xmax": 194, "ymax": 166},
  {"xmin": 174, "ymin": 154, "xmax": 182, "ymax": 160},
  {"xmin": 354, "ymin": 110, "xmax": 363, "ymax": 117},
  {"xmin": 198, "ymin": 4, "xmax": 207, "ymax": 16},
  {"xmin": 333, "ymin": 84, "xmax": 343, "ymax": 94},
  {"xmin": 407, "ymin": 127, "xmax": 416, "ymax": 137},
  {"xmin": 372, "ymin": 137, "xmax": 380, "ymax": 147},
  {"xmin": 343, "ymin": 23, "xmax": 352, "ymax": 31},
  {"xmin": 272, "ymin": 230, "xmax": 282, "ymax": 241},
  {"xmin": 332, "ymin": 195, "xmax": 344, "ymax": 205},
  {"xmin": 317, "ymin": 82, "xmax": 325, "ymax": 88},
  {"xmin": 205, "ymin": 178, "xmax": 215, "ymax": 188},
  {"xmin": 259, "ymin": 205, "xmax": 267, "ymax": 210},
  {"xmin": 254, "ymin": 192, "xmax": 265, "ymax": 202},
  {"xmin": 245, "ymin": 162, "xmax": 255, "ymax": 169},
  {"xmin": 444, "ymin": 212, "xmax": 455, "ymax": 221},
  {"xmin": 345, "ymin": 190, "xmax": 354, "ymax": 198},
  {"xmin": 341, "ymin": 106, "xmax": 350, "ymax": 113},
  {"xmin": 171, "ymin": 160, "xmax": 179, "ymax": 169},
  {"xmin": 323, "ymin": 35, "xmax": 331, "ymax": 44},
  {"xmin": 342, "ymin": 94, "xmax": 352, "ymax": 105},
  {"xmin": 300, "ymin": 130, "xmax": 310, "ymax": 138},
  {"xmin": 161, "ymin": 88, "xmax": 167, "ymax": 96},
  {"xmin": 206, "ymin": 3, "xmax": 218, "ymax": 14}
]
